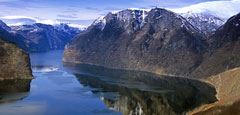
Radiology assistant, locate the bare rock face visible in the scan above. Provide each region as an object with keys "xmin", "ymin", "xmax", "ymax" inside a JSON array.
[
  {"xmin": 64, "ymin": 8, "xmax": 207, "ymax": 77},
  {"xmin": 0, "ymin": 26, "xmax": 32, "ymax": 80}
]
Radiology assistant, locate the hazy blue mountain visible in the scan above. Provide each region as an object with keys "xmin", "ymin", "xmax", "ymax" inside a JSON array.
[{"xmin": 10, "ymin": 23, "xmax": 82, "ymax": 52}]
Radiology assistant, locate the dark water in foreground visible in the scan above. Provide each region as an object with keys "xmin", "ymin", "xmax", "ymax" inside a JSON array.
[{"xmin": 0, "ymin": 50, "xmax": 217, "ymax": 115}]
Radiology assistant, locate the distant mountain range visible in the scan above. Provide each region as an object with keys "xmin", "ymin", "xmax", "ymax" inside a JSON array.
[{"xmin": 0, "ymin": 21, "xmax": 82, "ymax": 52}]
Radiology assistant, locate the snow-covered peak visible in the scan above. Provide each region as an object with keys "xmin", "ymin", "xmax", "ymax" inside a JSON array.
[
  {"xmin": 92, "ymin": 16, "xmax": 106, "ymax": 30},
  {"xmin": 179, "ymin": 12, "xmax": 225, "ymax": 35},
  {"xmin": 54, "ymin": 23, "xmax": 85, "ymax": 33},
  {"xmin": 170, "ymin": 0, "xmax": 240, "ymax": 20},
  {"xmin": 182, "ymin": 12, "xmax": 225, "ymax": 26},
  {"xmin": 90, "ymin": 8, "xmax": 151, "ymax": 31}
]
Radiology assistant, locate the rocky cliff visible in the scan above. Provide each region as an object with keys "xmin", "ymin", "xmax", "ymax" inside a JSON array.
[
  {"xmin": 63, "ymin": 8, "xmax": 207, "ymax": 77},
  {"xmin": 0, "ymin": 27, "xmax": 32, "ymax": 80}
]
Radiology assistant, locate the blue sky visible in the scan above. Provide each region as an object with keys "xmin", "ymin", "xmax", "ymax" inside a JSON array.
[{"xmin": 0, "ymin": 0, "xmax": 236, "ymax": 26}]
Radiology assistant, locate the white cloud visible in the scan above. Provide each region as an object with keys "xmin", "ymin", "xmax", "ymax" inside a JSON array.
[
  {"xmin": 170, "ymin": 0, "xmax": 240, "ymax": 19},
  {"xmin": 1, "ymin": 15, "xmax": 60, "ymax": 25},
  {"xmin": 1, "ymin": 16, "xmax": 37, "ymax": 20}
]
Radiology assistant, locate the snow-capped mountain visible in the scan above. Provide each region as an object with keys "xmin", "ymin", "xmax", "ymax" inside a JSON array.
[
  {"xmin": 94, "ymin": 8, "xmax": 225, "ymax": 36},
  {"xmin": 169, "ymin": 0, "xmax": 240, "ymax": 36},
  {"xmin": 180, "ymin": 12, "xmax": 225, "ymax": 36},
  {"xmin": 64, "ymin": 8, "xmax": 206, "ymax": 76}
]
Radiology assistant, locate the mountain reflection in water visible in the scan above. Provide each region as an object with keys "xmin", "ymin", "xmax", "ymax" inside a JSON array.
[
  {"xmin": 64, "ymin": 63, "xmax": 217, "ymax": 115},
  {"xmin": 0, "ymin": 50, "xmax": 218, "ymax": 115}
]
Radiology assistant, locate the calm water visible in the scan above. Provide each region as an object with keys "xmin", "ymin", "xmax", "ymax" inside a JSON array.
[{"xmin": 0, "ymin": 50, "xmax": 217, "ymax": 115}]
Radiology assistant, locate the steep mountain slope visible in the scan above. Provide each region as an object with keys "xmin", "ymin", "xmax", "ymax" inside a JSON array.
[
  {"xmin": 181, "ymin": 12, "xmax": 225, "ymax": 36},
  {"xmin": 10, "ymin": 23, "xmax": 81, "ymax": 52},
  {"xmin": 0, "ymin": 27, "xmax": 32, "ymax": 80},
  {"xmin": 0, "ymin": 20, "xmax": 11, "ymax": 31},
  {"xmin": 192, "ymin": 13, "xmax": 240, "ymax": 78},
  {"xmin": 63, "ymin": 8, "xmax": 207, "ymax": 76}
]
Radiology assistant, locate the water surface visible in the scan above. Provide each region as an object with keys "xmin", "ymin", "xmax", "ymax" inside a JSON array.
[
  {"xmin": 0, "ymin": 50, "xmax": 217, "ymax": 115},
  {"xmin": 0, "ymin": 50, "xmax": 121, "ymax": 115}
]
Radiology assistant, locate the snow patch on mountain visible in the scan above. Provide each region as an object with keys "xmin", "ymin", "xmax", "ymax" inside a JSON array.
[
  {"xmin": 54, "ymin": 23, "xmax": 81, "ymax": 33},
  {"xmin": 180, "ymin": 12, "xmax": 225, "ymax": 35},
  {"xmin": 170, "ymin": 0, "xmax": 240, "ymax": 19},
  {"xmin": 114, "ymin": 8, "xmax": 150, "ymax": 30}
]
